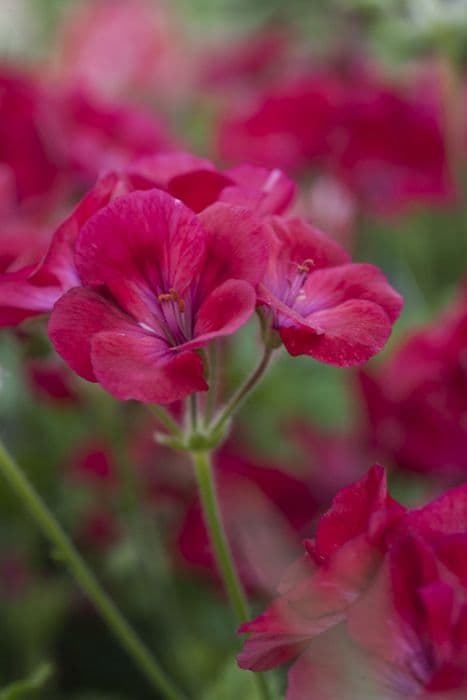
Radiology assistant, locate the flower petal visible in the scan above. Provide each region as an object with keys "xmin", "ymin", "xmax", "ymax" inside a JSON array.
[
  {"xmin": 188, "ymin": 279, "xmax": 256, "ymax": 349},
  {"xmin": 48, "ymin": 287, "xmax": 138, "ymax": 381},
  {"xmin": 76, "ymin": 189, "xmax": 207, "ymax": 321},
  {"xmin": 197, "ymin": 202, "xmax": 268, "ymax": 290},
  {"xmin": 168, "ymin": 170, "xmax": 233, "ymax": 213},
  {"xmin": 91, "ymin": 331, "xmax": 207, "ymax": 404},
  {"xmin": 279, "ymin": 298, "xmax": 395, "ymax": 365},
  {"xmin": 127, "ymin": 152, "xmax": 216, "ymax": 189},
  {"xmin": 222, "ymin": 165, "xmax": 295, "ymax": 214}
]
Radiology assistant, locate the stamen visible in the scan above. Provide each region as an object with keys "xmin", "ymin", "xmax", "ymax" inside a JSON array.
[
  {"xmin": 158, "ymin": 288, "xmax": 185, "ymax": 313},
  {"xmin": 296, "ymin": 258, "xmax": 315, "ymax": 273}
]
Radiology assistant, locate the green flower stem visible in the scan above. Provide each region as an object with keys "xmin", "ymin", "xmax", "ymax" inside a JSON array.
[
  {"xmin": 0, "ymin": 438, "xmax": 186, "ymax": 700},
  {"xmin": 210, "ymin": 345, "xmax": 274, "ymax": 436},
  {"xmin": 191, "ymin": 449, "xmax": 271, "ymax": 700},
  {"xmin": 148, "ymin": 404, "xmax": 183, "ymax": 438},
  {"xmin": 189, "ymin": 393, "xmax": 199, "ymax": 431},
  {"xmin": 191, "ymin": 449, "xmax": 249, "ymax": 620},
  {"xmin": 204, "ymin": 342, "xmax": 219, "ymax": 427}
]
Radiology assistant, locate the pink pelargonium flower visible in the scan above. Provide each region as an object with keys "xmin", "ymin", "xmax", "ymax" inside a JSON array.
[
  {"xmin": 258, "ymin": 216, "xmax": 403, "ymax": 365},
  {"xmin": 126, "ymin": 151, "xmax": 295, "ymax": 216},
  {"xmin": 358, "ymin": 286, "xmax": 467, "ymax": 476},
  {"xmin": 56, "ymin": 90, "xmax": 173, "ymax": 186},
  {"xmin": 0, "ymin": 69, "xmax": 63, "ymax": 210},
  {"xmin": 347, "ymin": 485, "xmax": 467, "ymax": 699},
  {"xmin": 239, "ymin": 469, "xmax": 467, "ymax": 700},
  {"xmin": 0, "ymin": 153, "xmax": 292, "ymax": 329},
  {"xmin": 50, "ymin": 0, "xmax": 191, "ymax": 102},
  {"xmin": 0, "ymin": 171, "xmax": 127, "ymax": 327},
  {"xmin": 49, "ymin": 189, "xmax": 267, "ymax": 404},
  {"xmin": 238, "ymin": 466, "xmax": 405, "ymax": 672}
]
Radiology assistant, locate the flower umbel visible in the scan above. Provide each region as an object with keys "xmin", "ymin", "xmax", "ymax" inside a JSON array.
[{"xmin": 49, "ymin": 189, "xmax": 267, "ymax": 404}]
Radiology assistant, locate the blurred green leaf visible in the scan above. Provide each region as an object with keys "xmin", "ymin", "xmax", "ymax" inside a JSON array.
[
  {"xmin": 0, "ymin": 662, "xmax": 52, "ymax": 699},
  {"xmin": 203, "ymin": 662, "xmax": 282, "ymax": 700}
]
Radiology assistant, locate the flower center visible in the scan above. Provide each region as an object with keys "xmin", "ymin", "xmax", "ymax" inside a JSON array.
[
  {"xmin": 284, "ymin": 258, "xmax": 315, "ymax": 306},
  {"xmin": 295, "ymin": 258, "xmax": 314, "ymax": 274},
  {"xmin": 158, "ymin": 288, "xmax": 186, "ymax": 313},
  {"xmin": 154, "ymin": 287, "xmax": 191, "ymax": 347}
]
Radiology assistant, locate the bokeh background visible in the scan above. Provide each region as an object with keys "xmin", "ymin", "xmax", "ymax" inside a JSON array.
[{"xmin": 0, "ymin": 1, "xmax": 466, "ymax": 698}]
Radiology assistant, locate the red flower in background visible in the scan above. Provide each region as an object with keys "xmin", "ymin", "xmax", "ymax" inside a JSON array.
[
  {"xmin": 258, "ymin": 216, "xmax": 403, "ymax": 365},
  {"xmin": 49, "ymin": 189, "xmax": 267, "ymax": 403},
  {"xmin": 49, "ymin": 0, "xmax": 191, "ymax": 102},
  {"xmin": 347, "ymin": 483, "xmax": 467, "ymax": 699},
  {"xmin": 0, "ymin": 69, "xmax": 65, "ymax": 212},
  {"xmin": 0, "ymin": 171, "xmax": 127, "ymax": 327},
  {"xmin": 201, "ymin": 28, "xmax": 290, "ymax": 92},
  {"xmin": 25, "ymin": 358, "xmax": 77, "ymax": 403},
  {"xmin": 217, "ymin": 62, "xmax": 453, "ymax": 215},
  {"xmin": 238, "ymin": 466, "xmax": 405, "ymax": 671},
  {"xmin": 217, "ymin": 71, "xmax": 342, "ymax": 172},
  {"xmin": 239, "ymin": 467, "xmax": 467, "ymax": 699},
  {"xmin": 290, "ymin": 420, "xmax": 367, "ymax": 503},
  {"xmin": 359, "ymin": 288, "xmax": 467, "ymax": 477},
  {"xmin": 65, "ymin": 442, "xmax": 121, "ymax": 551},
  {"xmin": 329, "ymin": 70, "xmax": 454, "ymax": 215},
  {"xmin": 56, "ymin": 90, "xmax": 173, "ymax": 186}
]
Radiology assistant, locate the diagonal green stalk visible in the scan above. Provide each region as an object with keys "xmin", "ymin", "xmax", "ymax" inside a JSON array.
[
  {"xmin": 148, "ymin": 404, "xmax": 183, "ymax": 438},
  {"xmin": 191, "ymin": 449, "xmax": 271, "ymax": 700},
  {"xmin": 0, "ymin": 438, "xmax": 186, "ymax": 700},
  {"xmin": 210, "ymin": 345, "xmax": 274, "ymax": 436}
]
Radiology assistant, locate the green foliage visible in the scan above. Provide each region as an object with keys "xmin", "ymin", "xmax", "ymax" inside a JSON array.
[
  {"xmin": 0, "ymin": 663, "xmax": 52, "ymax": 700},
  {"xmin": 203, "ymin": 662, "xmax": 282, "ymax": 700}
]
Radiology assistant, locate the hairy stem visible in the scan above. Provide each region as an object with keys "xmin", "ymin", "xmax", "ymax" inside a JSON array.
[
  {"xmin": 191, "ymin": 449, "xmax": 271, "ymax": 700},
  {"xmin": 0, "ymin": 438, "xmax": 186, "ymax": 700}
]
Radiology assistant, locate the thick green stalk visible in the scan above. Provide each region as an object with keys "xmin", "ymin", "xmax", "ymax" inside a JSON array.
[
  {"xmin": 191, "ymin": 449, "xmax": 271, "ymax": 700},
  {"xmin": 0, "ymin": 439, "xmax": 186, "ymax": 700}
]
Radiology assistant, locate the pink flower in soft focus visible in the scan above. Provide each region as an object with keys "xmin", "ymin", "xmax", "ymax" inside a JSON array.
[
  {"xmin": 55, "ymin": 90, "xmax": 173, "ymax": 185},
  {"xmin": 69, "ymin": 444, "xmax": 117, "ymax": 488},
  {"xmin": 329, "ymin": 71, "xmax": 454, "ymax": 215},
  {"xmin": 25, "ymin": 358, "xmax": 77, "ymax": 403},
  {"xmin": 348, "ymin": 487, "xmax": 467, "ymax": 699},
  {"xmin": 177, "ymin": 445, "xmax": 318, "ymax": 593},
  {"xmin": 239, "ymin": 468, "xmax": 467, "ymax": 700},
  {"xmin": 78, "ymin": 509, "xmax": 120, "ymax": 551},
  {"xmin": 201, "ymin": 28, "xmax": 290, "ymax": 92},
  {"xmin": 238, "ymin": 466, "xmax": 405, "ymax": 671},
  {"xmin": 359, "ymin": 288, "xmax": 467, "ymax": 476},
  {"xmin": 306, "ymin": 176, "xmax": 357, "ymax": 246},
  {"xmin": 0, "ymin": 69, "xmax": 65, "ymax": 212},
  {"xmin": 290, "ymin": 420, "xmax": 367, "ymax": 503},
  {"xmin": 0, "ymin": 69, "xmax": 59, "ymax": 208},
  {"xmin": 217, "ymin": 62, "xmax": 453, "ymax": 214},
  {"xmin": 49, "ymin": 189, "xmax": 268, "ymax": 403},
  {"xmin": 0, "ymin": 171, "xmax": 128, "ymax": 327},
  {"xmin": 50, "ymin": 0, "xmax": 191, "ymax": 102},
  {"xmin": 217, "ymin": 71, "xmax": 342, "ymax": 172},
  {"xmin": 66, "ymin": 442, "xmax": 120, "ymax": 550},
  {"xmin": 258, "ymin": 216, "xmax": 403, "ymax": 365}
]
